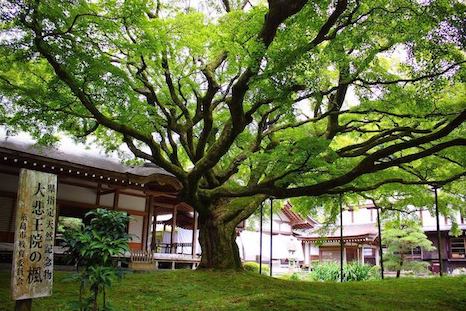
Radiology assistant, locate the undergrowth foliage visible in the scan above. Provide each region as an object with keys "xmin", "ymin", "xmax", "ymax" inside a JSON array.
[
  {"xmin": 63, "ymin": 209, "xmax": 131, "ymax": 311},
  {"xmin": 309, "ymin": 262, "xmax": 380, "ymax": 282}
]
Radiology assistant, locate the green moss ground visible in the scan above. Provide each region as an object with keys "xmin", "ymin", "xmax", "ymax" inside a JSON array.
[{"xmin": 1, "ymin": 270, "xmax": 465, "ymax": 310}]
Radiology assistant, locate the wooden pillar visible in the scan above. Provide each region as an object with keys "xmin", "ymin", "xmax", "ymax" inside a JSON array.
[
  {"xmin": 170, "ymin": 205, "xmax": 177, "ymax": 254},
  {"xmin": 142, "ymin": 196, "xmax": 150, "ymax": 250},
  {"xmin": 112, "ymin": 189, "xmax": 120, "ymax": 210},
  {"xmin": 191, "ymin": 211, "xmax": 198, "ymax": 256},
  {"xmin": 171, "ymin": 205, "xmax": 177, "ymax": 270},
  {"xmin": 95, "ymin": 183, "xmax": 101, "ymax": 206},
  {"xmin": 151, "ymin": 207, "xmax": 158, "ymax": 251},
  {"xmin": 162, "ymin": 223, "xmax": 166, "ymax": 251},
  {"xmin": 304, "ymin": 241, "xmax": 310, "ymax": 266}
]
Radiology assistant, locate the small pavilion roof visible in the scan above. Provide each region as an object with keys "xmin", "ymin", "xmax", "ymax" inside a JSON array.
[
  {"xmin": 299, "ymin": 223, "xmax": 378, "ymax": 244},
  {"xmin": 281, "ymin": 202, "xmax": 315, "ymax": 230}
]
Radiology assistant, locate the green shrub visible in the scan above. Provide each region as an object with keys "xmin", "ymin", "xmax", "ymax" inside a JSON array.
[
  {"xmin": 309, "ymin": 262, "xmax": 378, "ymax": 282},
  {"xmin": 63, "ymin": 209, "xmax": 131, "ymax": 310},
  {"xmin": 243, "ymin": 262, "xmax": 270, "ymax": 275},
  {"xmin": 278, "ymin": 272, "xmax": 302, "ymax": 281},
  {"xmin": 385, "ymin": 259, "xmax": 431, "ymax": 276}
]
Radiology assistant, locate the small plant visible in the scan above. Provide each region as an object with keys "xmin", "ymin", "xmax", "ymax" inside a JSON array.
[
  {"xmin": 62, "ymin": 209, "xmax": 131, "ymax": 311},
  {"xmin": 308, "ymin": 262, "xmax": 378, "ymax": 282},
  {"xmin": 243, "ymin": 262, "xmax": 270, "ymax": 275},
  {"xmin": 289, "ymin": 272, "xmax": 301, "ymax": 281}
]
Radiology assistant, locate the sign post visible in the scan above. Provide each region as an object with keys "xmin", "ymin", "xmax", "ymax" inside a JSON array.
[{"xmin": 11, "ymin": 169, "xmax": 57, "ymax": 310}]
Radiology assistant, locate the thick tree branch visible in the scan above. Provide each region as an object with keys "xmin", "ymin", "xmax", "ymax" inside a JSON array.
[
  {"xmin": 208, "ymin": 110, "xmax": 466, "ymax": 198},
  {"xmin": 28, "ymin": 17, "xmax": 186, "ymax": 179}
]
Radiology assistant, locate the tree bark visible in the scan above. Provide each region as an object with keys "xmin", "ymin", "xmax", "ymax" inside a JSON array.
[
  {"xmin": 396, "ymin": 258, "xmax": 404, "ymax": 278},
  {"xmin": 197, "ymin": 212, "xmax": 242, "ymax": 270}
]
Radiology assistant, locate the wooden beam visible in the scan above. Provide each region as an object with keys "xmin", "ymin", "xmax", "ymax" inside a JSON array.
[
  {"xmin": 143, "ymin": 189, "xmax": 178, "ymax": 198},
  {"xmin": 57, "ymin": 199, "xmax": 148, "ymax": 216},
  {"xmin": 0, "ymin": 167, "xmax": 158, "ymax": 196},
  {"xmin": 99, "ymin": 189, "xmax": 116, "ymax": 196},
  {"xmin": 115, "ymin": 209, "xmax": 146, "ymax": 217}
]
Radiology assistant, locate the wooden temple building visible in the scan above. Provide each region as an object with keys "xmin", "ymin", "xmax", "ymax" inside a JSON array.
[{"xmin": 0, "ymin": 137, "xmax": 200, "ymax": 267}]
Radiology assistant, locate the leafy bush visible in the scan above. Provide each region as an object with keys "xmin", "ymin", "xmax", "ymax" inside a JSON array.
[
  {"xmin": 385, "ymin": 259, "xmax": 431, "ymax": 276},
  {"xmin": 309, "ymin": 262, "xmax": 378, "ymax": 282},
  {"xmin": 309, "ymin": 262, "xmax": 341, "ymax": 281},
  {"xmin": 243, "ymin": 262, "xmax": 270, "ymax": 275},
  {"xmin": 62, "ymin": 209, "xmax": 131, "ymax": 311}
]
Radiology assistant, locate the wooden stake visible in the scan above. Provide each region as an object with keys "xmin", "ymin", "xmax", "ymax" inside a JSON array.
[
  {"xmin": 269, "ymin": 198, "xmax": 273, "ymax": 277},
  {"xmin": 434, "ymin": 186, "xmax": 443, "ymax": 276},
  {"xmin": 376, "ymin": 206, "xmax": 384, "ymax": 279},
  {"xmin": 339, "ymin": 194, "xmax": 344, "ymax": 282},
  {"xmin": 259, "ymin": 202, "xmax": 263, "ymax": 275},
  {"xmin": 15, "ymin": 299, "xmax": 32, "ymax": 311}
]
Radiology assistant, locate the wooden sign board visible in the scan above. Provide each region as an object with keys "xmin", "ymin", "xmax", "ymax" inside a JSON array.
[{"xmin": 11, "ymin": 169, "xmax": 57, "ymax": 300}]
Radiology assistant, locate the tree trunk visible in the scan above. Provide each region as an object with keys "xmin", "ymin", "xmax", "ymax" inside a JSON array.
[
  {"xmin": 197, "ymin": 212, "xmax": 242, "ymax": 270},
  {"xmin": 93, "ymin": 287, "xmax": 98, "ymax": 311},
  {"xmin": 396, "ymin": 258, "xmax": 404, "ymax": 278}
]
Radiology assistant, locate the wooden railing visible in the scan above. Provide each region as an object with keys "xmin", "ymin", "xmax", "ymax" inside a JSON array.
[
  {"xmin": 129, "ymin": 250, "xmax": 155, "ymax": 271},
  {"xmin": 153, "ymin": 242, "xmax": 193, "ymax": 254}
]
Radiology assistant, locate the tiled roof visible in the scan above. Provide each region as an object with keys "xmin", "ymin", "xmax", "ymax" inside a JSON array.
[
  {"xmin": 0, "ymin": 137, "xmax": 172, "ymax": 177},
  {"xmin": 281, "ymin": 202, "xmax": 314, "ymax": 229},
  {"xmin": 0, "ymin": 136, "xmax": 182, "ymax": 190}
]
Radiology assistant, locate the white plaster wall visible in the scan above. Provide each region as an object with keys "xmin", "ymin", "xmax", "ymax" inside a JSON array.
[
  {"xmin": 422, "ymin": 210, "xmax": 437, "ymax": 227},
  {"xmin": 356, "ymin": 208, "xmax": 373, "ymax": 224},
  {"xmin": 128, "ymin": 215, "xmax": 143, "ymax": 243},
  {"xmin": 421, "ymin": 209, "xmax": 463, "ymax": 231},
  {"xmin": 310, "ymin": 245, "xmax": 319, "ymax": 256},
  {"xmin": 118, "ymin": 194, "xmax": 145, "ymax": 212},
  {"xmin": 236, "ymin": 230, "xmax": 304, "ymax": 261},
  {"xmin": 57, "ymin": 184, "xmax": 96, "ymax": 204},
  {"xmin": 279, "ymin": 222, "xmax": 291, "ymax": 233},
  {"xmin": 343, "ymin": 208, "xmax": 373, "ymax": 225},
  {"xmin": 99, "ymin": 192, "xmax": 114, "ymax": 207}
]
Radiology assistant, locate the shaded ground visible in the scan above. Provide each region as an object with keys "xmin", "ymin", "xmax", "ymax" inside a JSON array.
[{"xmin": 1, "ymin": 270, "xmax": 465, "ymax": 310}]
